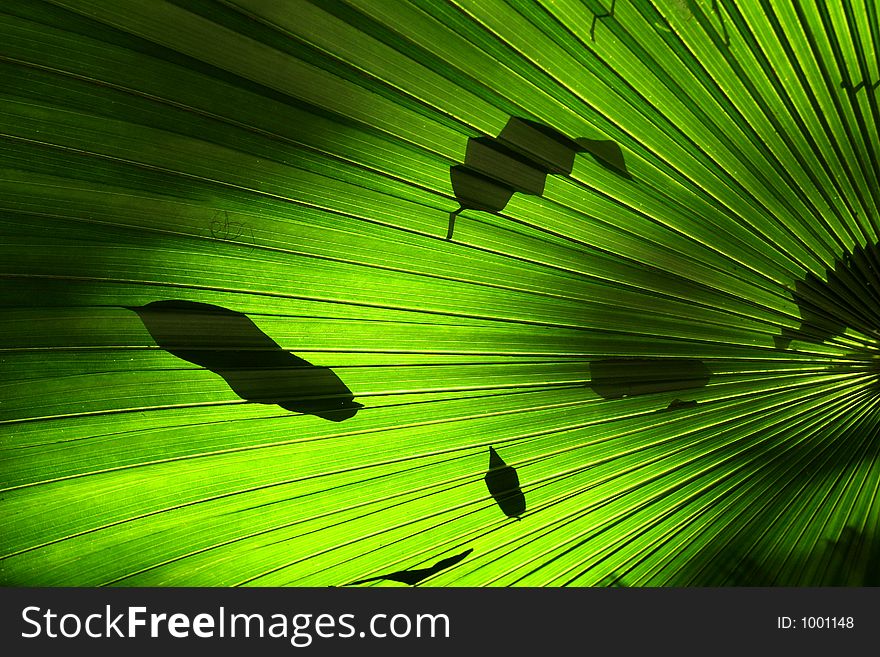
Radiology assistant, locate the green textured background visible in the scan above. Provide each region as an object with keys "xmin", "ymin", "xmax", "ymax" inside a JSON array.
[{"xmin": 1, "ymin": 0, "xmax": 878, "ymax": 586}]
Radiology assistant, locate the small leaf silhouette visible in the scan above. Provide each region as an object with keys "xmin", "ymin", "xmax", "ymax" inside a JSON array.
[
  {"xmin": 665, "ymin": 399, "xmax": 699, "ymax": 411},
  {"xmin": 484, "ymin": 446, "xmax": 526, "ymax": 519}
]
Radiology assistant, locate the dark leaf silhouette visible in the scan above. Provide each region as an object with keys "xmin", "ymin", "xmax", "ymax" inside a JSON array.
[
  {"xmin": 447, "ymin": 116, "xmax": 630, "ymax": 238},
  {"xmin": 664, "ymin": 398, "xmax": 699, "ymax": 411},
  {"xmin": 484, "ymin": 446, "xmax": 526, "ymax": 519},
  {"xmin": 775, "ymin": 242, "xmax": 880, "ymax": 349},
  {"xmin": 346, "ymin": 549, "xmax": 474, "ymax": 586},
  {"xmin": 589, "ymin": 358, "xmax": 710, "ymax": 399},
  {"xmin": 129, "ymin": 300, "xmax": 363, "ymax": 421}
]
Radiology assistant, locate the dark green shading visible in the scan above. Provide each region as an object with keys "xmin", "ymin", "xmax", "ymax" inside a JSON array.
[
  {"xmin": 346, "ymin": 549, "xmax": 474, "ymax": 586},
  {"xmin": 775, "ymin": 242, "xmax": 880, "ymax": 349},
  {"xmin": 484, "ymin": 446, "xmax": 526, "ymax": 519},
  {"xmin": 589, "ymin": 359, "xmax": 710, "ymax": 399},
  {"xmin": 841, "ymin": 77, "xmax": 880, "ymax": 94},
  {"xmin": 588, "ymin": 0, "xmax": 617, "ymax": 41},
  {"xmin": 709, "ymin": 526, "xmax": 879, "ymax": 587},
  {"xmin": 664, "ymin": 399, "xmax": 699, "ymax": 411},
  {"xmin": 447, "ymin": 117, "xmax": 629, "ymax": 238},
  {"xmin": 719, "ymin": 554, "xmax": 776, "ymax": 586},
  {"xmin": 817, "ymin": 526, "xmax": 880, "ymax": 586},
  {"xmin": 128, "ymin": 301, "xmax": 362, "ymax": 421},
  {"xmin": 596, "ymin": 573, "xmax": 629, "ymax": 587}
]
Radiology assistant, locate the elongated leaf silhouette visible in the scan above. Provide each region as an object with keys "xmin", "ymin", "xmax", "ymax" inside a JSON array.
[
  {"xmin": 130, "ymin": 301, "xmax": 362, "ymax": 421},
  {"xmin": 346, "ymin": 549, "xmax": 474, "ymax": 586},
  {"xmin": 484, "ymin": 447, "xmax": 526, "ymax": 519}
]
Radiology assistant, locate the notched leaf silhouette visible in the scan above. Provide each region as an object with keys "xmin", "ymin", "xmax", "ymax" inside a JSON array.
[
  {"xmin": 484, "ymin": 446, "xmax": 526, "ymax": 519},
  {"xmin": 775, "ymin": 242, "xmax": 880, "ymax": 349},
  {"xmin": 346, "ymin": 549, "xmax": 474, "ymax": 586},
  {"xmin": 129, "ymin": 300, "xmax": 363, "ymax": 421},
  {"xmin": 589, "ymin": 358, "xmax": 710, "ymax": 400},
  {"xmin": 447, "ymin": 116, "xmax": 630, "ymax": 238}
]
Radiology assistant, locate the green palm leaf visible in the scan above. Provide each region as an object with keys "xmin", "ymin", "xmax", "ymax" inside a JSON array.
[{"xmin": 1, "ymin": 0, "xmax": 878, "ymax": 587}]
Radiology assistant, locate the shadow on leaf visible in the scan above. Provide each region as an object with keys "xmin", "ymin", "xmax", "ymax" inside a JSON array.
[{"xmin": 129, "ymin": 300, "xmax": 362, "ymax": 421}]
